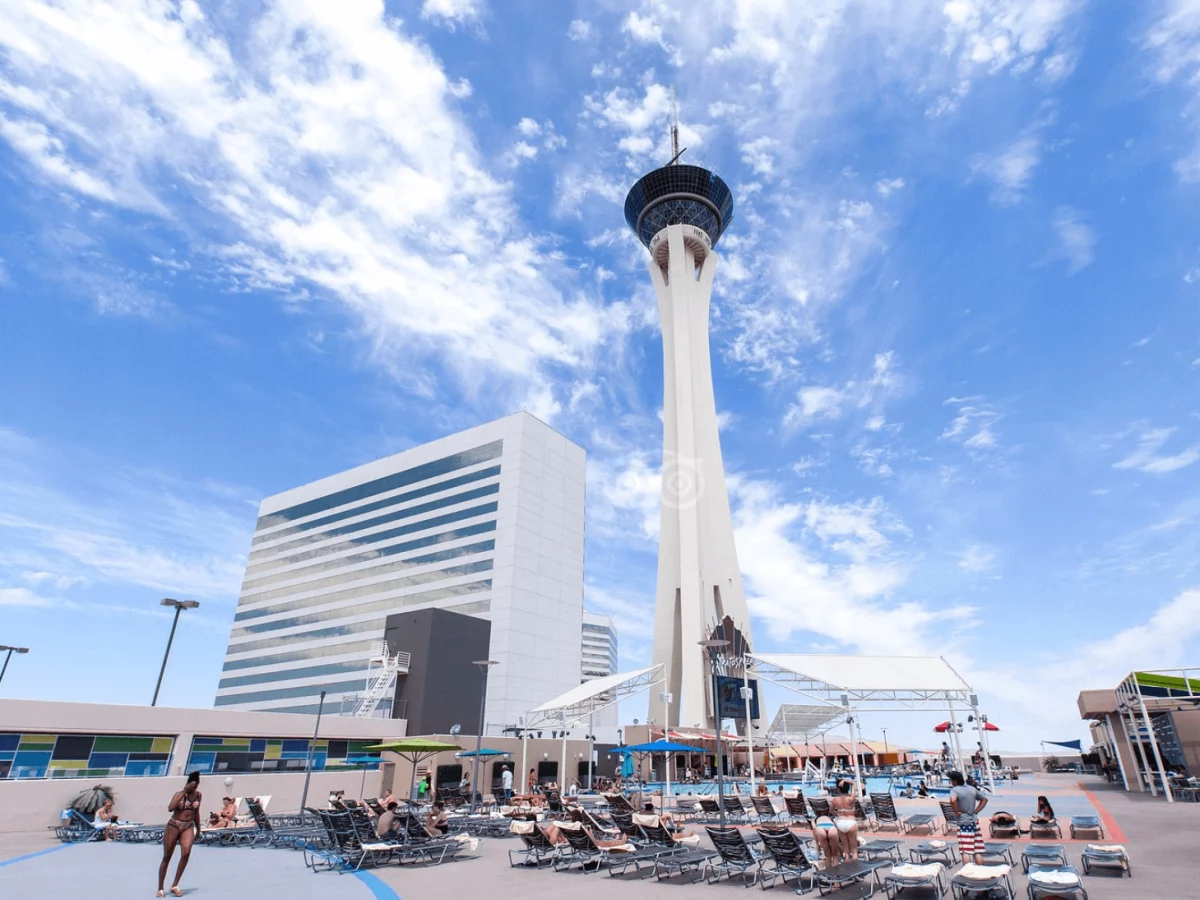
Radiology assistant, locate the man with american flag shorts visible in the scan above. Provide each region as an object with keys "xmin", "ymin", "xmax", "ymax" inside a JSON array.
[{"xmin": 948, "ymin": 770, "xmax": 989, "ymax": 865}]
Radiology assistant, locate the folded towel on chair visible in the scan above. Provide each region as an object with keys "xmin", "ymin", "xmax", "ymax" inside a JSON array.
[
  {"xmin": 510, "ymin": 820, "xmax": 536, "ymax": 835},
  {"xmin": 890, "ymin": 863, "xmax": 944, "ymax": 878},
  {"xmin": 1028, "ymin": 870, "xmax": 1080, "ymax": 886},
  {"xmin": 958, "ymin": 863, "xmax": 1011, "ymax": 880},
  {"xmin": 632, "ymin": 813, "xmax": 659, "ymax": 828},
  {"xmin": 1086, "ymin": 844, "xmax": 1126, "ymax": 854},
  {"xmin": 558, "ymin": 820, "xmax": 583, "ymax": 832},
  {"xmin": 928, "ymin": 840, "xmax": 947, "ymax": 849}
]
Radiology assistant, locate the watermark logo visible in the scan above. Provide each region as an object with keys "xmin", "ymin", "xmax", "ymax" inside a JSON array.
[{"xmin": 662, "ymin": 452, "xmax": 705, "ymax": 510}]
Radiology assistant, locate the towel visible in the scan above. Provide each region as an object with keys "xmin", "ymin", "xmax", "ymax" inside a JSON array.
[
  {"xmin": 928, "ymin": 840, "xmax": 947, "ymax": 849},
  {"xmin": 510, "ymin": 820, "xmax": 535, "ymax": 835},
  {"xmin": 889, "ymin": 863, "xmax": 943, "ymax": 878},
  {"xmin": 782, "ymin": 790, "xmax": 800, "ymax": 799},
  {"xmin": 958, "ymin": 863, "xmax": 1011, "ymax": 880},
  {"xmin": 632, "ymin": 813, "xmax": 660, "ymax": 828},
  {"xmin": 1086, "ymin": 844, "xmax": 1127, "ymax": 855},
  {"xmin": 558, "ymin": 820, "xmax": 583, "ymax": 832},
  {"xmin": 1028, "ymin": 870, "xmax": 1081, "ymax": 886}
]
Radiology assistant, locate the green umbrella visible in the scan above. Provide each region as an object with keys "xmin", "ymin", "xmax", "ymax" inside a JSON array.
[{"xmin": 365, "ymin": 739, "xmax": 462, "ymax": 802}]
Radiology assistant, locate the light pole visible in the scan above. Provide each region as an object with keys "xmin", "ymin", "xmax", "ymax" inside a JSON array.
[
  {"xmin": 882, "ymin": 727, "xmax": 889, "ymax": 763},
  {"xmin": 470, "ymin": 660, "xmax": 498, "ymax": 813},
  {"xmin": 299, "ymin": 689, "xmax": 326, "ymax": 812},
  {"xmin": 152, "ymin": 599, "xmax": 199, "ymax": 706},
  {"xmin": 0, "ymin": 645, "xmax": 29, "ymax": 690},
  {"xmin": 699, "ymin": 638, "xmax": 730, "ymax": 828},
  {"xmin": 659, "ymin": 691, "xmax": 673, "ymax": 810}
]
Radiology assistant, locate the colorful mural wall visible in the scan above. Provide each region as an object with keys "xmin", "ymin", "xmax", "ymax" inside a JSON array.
[
  {"xmin": 0, "ymin": 733, "xmax": 175, "ymax": 779},
  {"xmin": 185, "ymin": 736, "xmax": 380, "ymax": 774}
]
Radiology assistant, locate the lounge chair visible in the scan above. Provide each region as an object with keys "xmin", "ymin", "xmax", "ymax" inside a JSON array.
[
  {"xmin": 1068, "ymin": 815, "xmax": 1103, "ymax": 840},
  {"xmin": 608, "ymin": 809, "xmax": 648, "ymax": 846},
  {"xmin": 56, "ymin": 810, "xmax": 103, "ymax": 843},
  {"xmin": 606, "ymin": 813, "xmax": 705, "ymax": 879},
  {"xmin": 1027, "ymin": 864, "xmax": 1089, "ymax": 900},
  {"xmin": 981, "ymin": 842, "xmax": 1015, "ymax": 865},
  {"xmin": 756, "ymin": 827, "xmax": 820, "ymax": 891},
  {"xmin": 784, "ymin": 794, "xmax": 812, "ymax": 826},
  {"xmin": 811, "ymin": 858, "xmax": 891, "ymax": 896},
  {"xmin": 751, "ymin": 795, "xmax": 782, "ymax": 822},
  {"xmin": 989, "ymin": 811, "xmax": 1021, "ymax": 839},
  {"xmin": 1028, "ymin": 817, "xmax": 1062, "ymax": 839},
  {"xmin": 808, "ymin": 796, "xmax": 832, "ymax": 819},
  {"xmin": 939, "ymin": 800, "xmax": 959, "ymax": 835},
  {"xmin": 1079, "ymin": 844, "xmax": 1130, "ymax": 877},
  {"xmin": 853, "ymin": 797, "xmax": 876, "ymax": 829},
  {"xmin": 869, "ymin": 792, "xmax": 930, "ymax": 834},
  {"xmin": 507, "ymin": 819, "xmax": 558, "ymax": 868},
  {"xmin": 553, "ymin": 821, "xmax": 634, "ymax": 873},
  {"xmin": 870, "ymin": 792, "xmax": 903, "ymax": 832},
  {"xmin": 885, "ymin": 861, "xmax": 949, "ymax": 898},
  {"xmin": 696, "ymin": 797, "xmax": 723, "ymax": 821},
  {"xmin": 910, "ymin": 840, "xmax": 956, "ymax": 866},
  {"xmin": 859, "ymin": 838, "xmax": 904, "ymax": 862},
  {"xmin": 604, "ymin": 792, "xmax": 636, "ymax": 813},
  {"xmin": 722, "ymin": 796, "xmax": 750, "ymax": 823},
  {"xmin": 1021, "ymin": 844, "xmax": 1067, "ymax": 873},
  {"xmin": 703, "ymin": 826, "xmax": 768, "ymax": 887},
  {"xmin": 950, "ymin": 862, "xmax": 1015, "ymax": 900}
]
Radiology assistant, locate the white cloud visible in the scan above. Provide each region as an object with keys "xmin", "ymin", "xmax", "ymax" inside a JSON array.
[
  {"xmin": 0, "ymin": 1, "xmax": 622, "ymax": 408},
  {"xmin": 1052, "ymin": 205, "xmax": 1095, "ymax": 273},
  {"xmin": 1144, "ymin": 1, "xmax": 1200, "ymax": 180},
  {"xmin": 1113, "ymin": 426, "xmax": 1200, "ymax": 474},
  {"xmin": 567, "ymin": 19, "xmax": 594, "ymax": 42},
  {"xmin": 941, "ymin": 396, "xmax": 1000, "ymax": 451},
  {"xmin": 740, "ymin": 136, "xmax": 779, "ymax": 176},
  {"xmin": 621, "ymin": 10, "xmax": 680, "ymax": 63},
  {"xmin": 971, "ymin": 135, "xmax": 1041, "ymax": 204},
  {"xmin": 420, "ymin": 0, "xmax": 484, "ymax": 29},
  {"xmin": 784, "ymin": 352, "xmax": 902, "ymax": 429},
  {"xmin": 517, "ymin": 117, "xmax": 541, "ymax": 137},
  {"xmin": 874, "ymin": 177, "xmax": 906, "ymax": 197},
  {"xmin": 959, "ymin": 544, "xmax": 996, "ymax": 574},
  {"xmin": 0, "ymin": 586, "xmax": 54, "ymax": 607}
]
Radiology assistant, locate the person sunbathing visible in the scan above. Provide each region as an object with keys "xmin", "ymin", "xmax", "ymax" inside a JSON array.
[
  {"xmin": 208, "ymin": 797, "xmax": 238, "ymax": 828},
  {"xmin": 425, "ymin": 801, "xmax": 449, "ymax": 836}
]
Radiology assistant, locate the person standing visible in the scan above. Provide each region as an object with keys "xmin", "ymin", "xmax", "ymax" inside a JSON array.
[
  {"xmin": 158, "ymin": 771, "xmax": 202, "ymax": 898},
  {"xmin": 948, "ymin": 770, "xmax": 988, "ymax": 865},
  {"xmin": 501, "ymin": 765, "xmax": 514, "ymax": 804},
  {"xmin": 527, "ymin": 768, "xmax": 537, "ymax": 794}
]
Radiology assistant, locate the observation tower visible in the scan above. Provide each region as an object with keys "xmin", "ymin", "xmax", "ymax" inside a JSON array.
[{"xmin": 624, "ymin": 118, "xmax": 754, "ymax": 730}]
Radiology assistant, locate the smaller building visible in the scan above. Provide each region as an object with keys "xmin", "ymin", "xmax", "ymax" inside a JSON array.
[
  {"xmin": 581, "ymin": 612, "xmax": 619, "ymax": 728},
  {"xmin": 1078, "ymin": 667, "xmax": 1199, "ymax": 800}
]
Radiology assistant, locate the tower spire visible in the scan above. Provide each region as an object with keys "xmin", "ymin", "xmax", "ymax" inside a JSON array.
[{"xmin": 668, "ymin": 85, "xmax": 684, "ymax": 165}]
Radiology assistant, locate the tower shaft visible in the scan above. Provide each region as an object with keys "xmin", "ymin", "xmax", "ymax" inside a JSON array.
[{"xmin": 649, "ymin": 224, "xmax": 753, "ymax": 729}]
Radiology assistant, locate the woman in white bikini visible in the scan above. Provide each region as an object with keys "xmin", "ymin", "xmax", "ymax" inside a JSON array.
[{"xmin": 829, "ymin": 781, "xmax": 860, "ymax": 861}]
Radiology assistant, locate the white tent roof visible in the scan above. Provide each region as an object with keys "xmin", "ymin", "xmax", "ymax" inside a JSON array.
[
  {"xmin": 751, "ymin": 653, "xmax": 973, "ymax": 711},
  {"xmin": 752, "ymin": 654, "xmax": 968, "ymax": 692},
  {"xmin": 527, "ymin": 665, "xmax": 662, "ymax": 723},
  {"xmin": 767, "ymin": 703, "xmax": 844, "ymax": 738}
]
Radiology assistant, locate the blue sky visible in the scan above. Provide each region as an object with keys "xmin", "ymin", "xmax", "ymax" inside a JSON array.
[{"xmin": 2, "ymin": 0, "xmax": 1200, "ymax": 751}]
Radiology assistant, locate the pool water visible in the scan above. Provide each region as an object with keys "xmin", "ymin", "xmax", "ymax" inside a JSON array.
[{"xmin": 643, "ymin": 775, "xmax": 939, "ymax": 797}]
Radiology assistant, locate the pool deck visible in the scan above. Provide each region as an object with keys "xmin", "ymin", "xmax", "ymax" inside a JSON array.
[{"xmin": 2, "ymin": 775, "xmax": 1196, "ymax": 899}]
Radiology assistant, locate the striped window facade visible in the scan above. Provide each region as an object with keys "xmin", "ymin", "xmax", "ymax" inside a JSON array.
[{"xmin": 215, "ymin": 442, "xmax": 504, "ymax": 715}]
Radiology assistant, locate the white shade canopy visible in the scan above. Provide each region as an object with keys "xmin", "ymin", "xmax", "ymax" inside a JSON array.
[
  {"xmin": 751, "ymin": 653, "xmax": 973, "ymax": 711},
  {"xmin": 527, "ymin": 665, "xmax": 663, "ymax": 724},
  {"xmin": 767, "ymin": 703, "xmax": 845, "ymax": 740}
]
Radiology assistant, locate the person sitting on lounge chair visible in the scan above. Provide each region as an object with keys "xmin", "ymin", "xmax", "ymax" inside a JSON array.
[
  {"xmin": 94, "ymin": 798, "xmax": 118, "ymax": 841},
  {"xmin": 641, "ymin": 802, "xmax": 698, "ymax": 839},
  {"xmin": 426, "ymin": 802, "xmax": 449, "ymax": 836},
  {"xmin": 1031, "ymin": 795, "xmax": 1055, "ymax": 824},
  {"xmin": 210, "ymin": 797, "xmax": 238, "ymax": 828},
  {"xmin": 376, "ymin": 801, "xmax": 400, "ymax": 839}
]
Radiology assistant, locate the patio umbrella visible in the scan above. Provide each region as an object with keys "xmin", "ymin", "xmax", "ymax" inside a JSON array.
[
  {"xmin": 70, "ymin": 784, "xmax": 114, "ymax": 814},
  {"xmin": 620, "ymin": 751, "xmax": 635, "ymax": 779},
  {"xmin": 455, "ymin": 748, "xmax": 509, "ymax": 757},
  {"xmin": 981, "ymin": 722, "xmax": 1000, "ymax": 732},
  {"xmin": 365, "ymin": 739, "xmax": 461, "ymax": 802},
  {"xmin": 620, "ymin": 740, "xmax": 698, "ymax": 807},
  {"xmin": 933, "ymin": 722, "xmax": 951, "ymax": 733}
]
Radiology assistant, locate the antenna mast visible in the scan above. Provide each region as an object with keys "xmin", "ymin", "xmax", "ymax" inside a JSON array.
[{"xmin": 668, "ymin": 85, "xmax": 685, "ymax": 165}]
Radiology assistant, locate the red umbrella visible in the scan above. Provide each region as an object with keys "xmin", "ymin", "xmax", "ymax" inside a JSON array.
[
  {"xmin": 982, "ymin": 722, "xmax": 1000, "ymax": 732},
  {"xmin": 933, "ymin": 722, "xmax": 951, "ymax": 733}
]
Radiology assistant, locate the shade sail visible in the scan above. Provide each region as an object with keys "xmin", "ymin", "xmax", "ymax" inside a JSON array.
[
  {"xmin": 767, "ymin": 703, "xmax": 844, "ymax": 738},
  {"xmin": 752, "ymin": 654, "xmax": 970, "ymax": 693},
  {"xmin": 528, "ymin": 665, "xmax": 662, "ymax": 722}
]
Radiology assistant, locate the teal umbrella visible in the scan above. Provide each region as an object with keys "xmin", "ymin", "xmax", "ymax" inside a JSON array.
[{"xmin": 621, "ymin": 751, "xmax": 635, "ymax": 779}]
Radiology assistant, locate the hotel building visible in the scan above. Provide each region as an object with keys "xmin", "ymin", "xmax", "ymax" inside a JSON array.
[
  {"xmin": 581, "ymin": 612, "xmax": 619, "ymax": 728},
  {"xmin": 215, "ymin": 411, "xmax": 586, "ymax": 732}
]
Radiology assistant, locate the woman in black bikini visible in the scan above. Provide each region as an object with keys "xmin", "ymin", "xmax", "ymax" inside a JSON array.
[{"xmin": 158, "ymin": 771, "xmax": 202, "ymax": 897}]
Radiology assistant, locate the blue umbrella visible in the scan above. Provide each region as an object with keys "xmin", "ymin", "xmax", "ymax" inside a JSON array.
[{"xmin": 455, "ymin": 748, "xmax": 509, "ymax": 757}]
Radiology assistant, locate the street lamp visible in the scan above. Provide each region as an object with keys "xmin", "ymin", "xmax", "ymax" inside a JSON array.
[
  {"xmin": 882, "ymin": 727, "xmax": 889, "ymax": 760},
  {"xmin": 152, "ymin": 599, "xmax": 199, "ymax": 706},
  {"xmin": 470, "ymin": 660, "xmax": 498, "ymax": 813},
  {"xmin": 699, "ymin": 638, "xmax": 730, "ymax": 828},
  {"xmin": 0, "ymin": 645, "xmax": 29, "ymax": 690}
]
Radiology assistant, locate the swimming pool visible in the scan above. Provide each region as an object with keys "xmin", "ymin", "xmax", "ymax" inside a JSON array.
[{"xmin": 642, "ymin": 775, "xmax": 941, "ymax": 797}]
